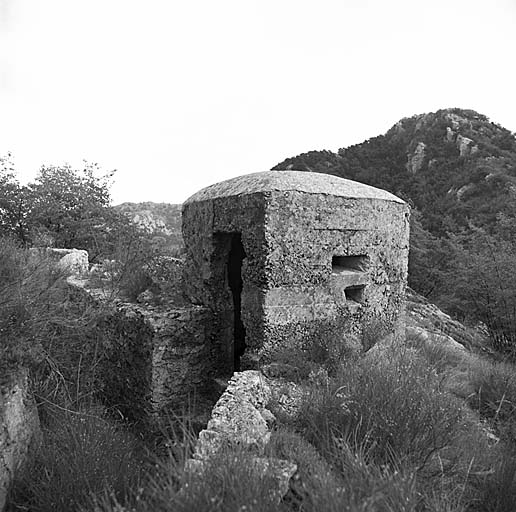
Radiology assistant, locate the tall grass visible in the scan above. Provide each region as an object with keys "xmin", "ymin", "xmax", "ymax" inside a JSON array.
[
  {"xmin": 0, "ymin": 237, "xmax": 65, "ymax": 376},
  {"xmin": 5, "ymin": 235, "xmax": 516, "ymax": 511},
  {"xmin": 9, "ymin": 404, "xmax": 143, "ymax": 512},
  {"xmin": 296, "ymin": 348, "xmax": 465, "ymax": 469}
]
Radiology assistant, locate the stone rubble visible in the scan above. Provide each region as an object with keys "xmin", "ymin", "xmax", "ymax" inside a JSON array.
[{"xmin": 188, "ymin": 371, "xmax": 297, "ymax": 501}]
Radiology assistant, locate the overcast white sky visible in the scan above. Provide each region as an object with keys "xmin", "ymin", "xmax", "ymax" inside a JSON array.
[{"xmin": 1, "ymin": 0, "xmax": 515, "ymax": 204}]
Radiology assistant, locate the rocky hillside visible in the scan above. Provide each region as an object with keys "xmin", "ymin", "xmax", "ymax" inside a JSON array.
[
  {"xmin": 114, "ymin": 202, "xmax": 183, "ymax": 251},
  {"xmin": 273, "ymin": 108, "xmax": 516, "ymax": 237}
]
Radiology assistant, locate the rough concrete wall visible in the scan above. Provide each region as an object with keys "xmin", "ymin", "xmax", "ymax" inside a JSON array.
[
  {"xmin": 68, "ymin": 277, "xmax": 215, "ymax": 420},
  {"xmin": 150, "ymin": 305, "xmax": 213, "ymax": 412},
  {"xmin": 182, "ymin": 193, "xmax": 267, "ymax": 301},
  {"xmin": 95, "ymin": 306, "xmax": 154, "ymax": 421},
  {"xmin": 0, "ymin": 369, "xmax": 40, "ymax": 511},
  {"xmin": 96, "ymin": 302, "xmax": 215, "ymax": 419},
  {"xmin": 259, "ymin": 192, "xmax": 409, "ymax": 360}
]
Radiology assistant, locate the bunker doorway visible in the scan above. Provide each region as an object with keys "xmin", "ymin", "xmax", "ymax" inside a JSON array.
[{"xmin": 227, "ymin": 233, "xmax": 246, "ymax": 371}]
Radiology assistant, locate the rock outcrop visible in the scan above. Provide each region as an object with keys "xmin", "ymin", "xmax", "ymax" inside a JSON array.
[
  {"xmin": 29, "ymin": 247, "xmax": 89, "ymax": 275},
  {"xmin": 406, "ymin": 141, "xmax": 426, "ymax": 173},
  {"xmin": 456, "ymin": 134, "xmax": 478, "ymax": 157},
  {"xmin": 405, "ymin": 288, "xmax": 488, "ymax": 352}
]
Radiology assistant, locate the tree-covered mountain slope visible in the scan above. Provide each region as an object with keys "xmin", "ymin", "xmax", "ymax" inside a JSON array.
[{"xmin": 273, "ymin": 108, "xmax": 516, "ymax": 237}]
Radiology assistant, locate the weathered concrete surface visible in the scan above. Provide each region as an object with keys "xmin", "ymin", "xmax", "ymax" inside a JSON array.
[
  {"xmin": 183, "ymin": 170, "xmax": 410, "ymax": 375},
  {"xmin": 0, "ymin": 369, "xmax": 40, "ymax": 511},
  {"xmin": 148, "ymin": 304, "xmax": 213, "ymax": 412}
]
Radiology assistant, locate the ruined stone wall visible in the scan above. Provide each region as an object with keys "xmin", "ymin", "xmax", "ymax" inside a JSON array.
[
  {"xmin": 95, "ymin": 306, "xmax": 154, "ymax": 421},
  {"xmin": 188, "ymin": 371, "xmax": 297, "ymax": 500},
  {"xmin": 92, "ymin": 300, "xmax": 215, "ymax": 418},
  {"xmin": 0, "ymin": 369, "xmax": 40, "ymax": 511},
  {"xmin": 66, "ymin": 279, "xmax": 208, "ymax": 420}
]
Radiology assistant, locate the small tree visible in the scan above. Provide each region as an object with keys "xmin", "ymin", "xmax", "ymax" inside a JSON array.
[
  {"xmin": 0, "ymin": 153, "xmax": 28, "ymax": 242},
  {"xmin": 408, "ymin": 209, "xmax": 453, "ymax": 299},
  {"xmin": 445, "ymin": 227, "xmax": 516, "ymax": 354},
  {"xmin": 16, "ymin": 162, "xmax": 140, "ymax": 261}
]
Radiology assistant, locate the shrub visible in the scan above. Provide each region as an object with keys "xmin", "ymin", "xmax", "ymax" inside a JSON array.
[
  {"xmin": 267, "ymin": 320, "xmax": 361, "ymax": 382},
  {"xmin": 360, "ymin": 315, "xmax": 392, "ymax": 352}
]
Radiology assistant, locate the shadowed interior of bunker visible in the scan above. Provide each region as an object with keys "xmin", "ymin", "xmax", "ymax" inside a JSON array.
[
  {"xmin": 227, "ymin": 233, "xmax": 246, "ymax": 370},
  {"xmin": 212, "ymin": 231, "xmax": 248, "ymax": 374}
]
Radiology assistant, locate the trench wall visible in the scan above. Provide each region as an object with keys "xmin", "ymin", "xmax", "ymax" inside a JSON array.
[{"xmin": 0, "ymin": 369, "xmax": 40, "ymax": 511}]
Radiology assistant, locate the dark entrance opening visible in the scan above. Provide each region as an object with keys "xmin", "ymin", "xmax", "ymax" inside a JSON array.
[{"xmin": 227, "ymin": 233, "xmax": 246, "ymax": 371}]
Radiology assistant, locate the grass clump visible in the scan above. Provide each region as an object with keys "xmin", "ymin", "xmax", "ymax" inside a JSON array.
[
  {"xmin": 89, "ymin": 447, "xmax": 289, "ymax": 512},
  {"xmin": 466, "ymin": 359, "xmax": 516, "ymax": 426},
  {"xmin": 296, "ymin": 348, "xmax": 465, "ymax": 469},
  {"xmin": 267, "ymin": 426, "xmax": 419, "ymax": 512},
  {"xmin": 9, "ymin": 403, "xmax": 143, "ymax": 512}
]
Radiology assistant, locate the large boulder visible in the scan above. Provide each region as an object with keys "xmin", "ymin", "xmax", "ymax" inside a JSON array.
[
  {"xmin": 29, "ymin": 247, "xmax": 89, "ymax": 275},
  {"xmin": 53, "ymin": 248, "xmax": 89, "ymax": 275}
]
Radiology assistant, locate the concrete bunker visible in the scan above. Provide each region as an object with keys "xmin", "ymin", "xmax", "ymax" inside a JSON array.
[{"xmin": 182, "ymin": 171, "xmax": 410, "ymax": 382}]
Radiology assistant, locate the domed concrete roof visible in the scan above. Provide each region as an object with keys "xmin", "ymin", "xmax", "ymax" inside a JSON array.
[{"xmin": 184, "ymin": 171, "xmax": 404, "ymax": 204}]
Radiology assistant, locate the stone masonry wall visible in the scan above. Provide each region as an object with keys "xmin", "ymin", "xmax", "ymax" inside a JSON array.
[{"xmin": 189, "ymin": 371, "xmax": 297, "ymax": 501}]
